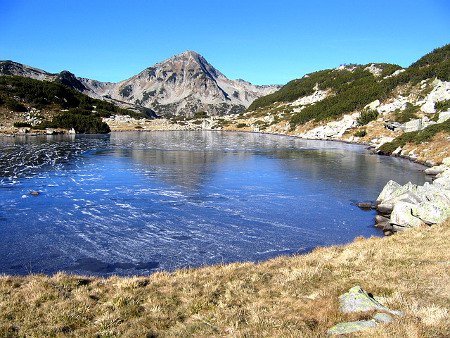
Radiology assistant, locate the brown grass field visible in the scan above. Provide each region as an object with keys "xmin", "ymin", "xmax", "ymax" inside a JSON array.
[{"xmin": 0, "ymin": 220, "xmax": 449, "ymax": 337}]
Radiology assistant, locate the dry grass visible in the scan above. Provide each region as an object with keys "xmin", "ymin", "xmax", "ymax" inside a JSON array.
[
  {"xmin": 401, "ymin": 132, "xmax": 450, "ymax": 164},
  {"xmin": 0, "ymin": 221, "xmax": 449, "ymax": 337}
]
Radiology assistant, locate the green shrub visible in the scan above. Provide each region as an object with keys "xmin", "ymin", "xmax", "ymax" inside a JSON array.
[
  {"xmin": 354, "ymin": 129, "xmax": 367, "ymax": 137},
  {"xmin": 194, "ymin": 111, "xmax": 208, "ymax": 119},
  {"xmin": 357, "ymin": 110, "xmax": 379, "ymax": 125},
  {"xmin": 392, "ymin": 103, "xmax": 419, "ymax": 123},
  {"xmin": 436, "ymin": 100, "xmax": 450, "ymax": 112},
  {"xmin": 13, "ymin": 122, "xmax": 32, "ymax": 128},
  {"xmin": 236, "ymin": 123, "xmax": 247, "ymax": 128},
  {"xmin": 4, "ymin": 97, "xmax": 27, "ymax": 112},
  {"xmin": 39, "ymin": 110, "xmax": 110, "ymax": 134}
]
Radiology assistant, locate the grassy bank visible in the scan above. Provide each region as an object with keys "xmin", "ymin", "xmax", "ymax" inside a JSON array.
[{"xmin": 0, "ymin": 221, "xmax": 448, "ymax": 337}]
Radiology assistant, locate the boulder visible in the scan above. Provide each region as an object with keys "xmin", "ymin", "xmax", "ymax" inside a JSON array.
[
  {"xmin": 442, "ymin": 157, "xmax": 450, "ymax": 166},
  {"xmin": 377, "ymin": 190, "xmax": 423, "ymax": 215},
  {"xmin": 424, "ymin": 165, "xmax": 446, "ymax": 176},
  {"xmin": 377, "ymin": 180, "xmax": 401, "ymax": 202},
  {"xmin": 383, "ymin": 191, "xmax": 423, "ymax": 206},
  {"xmin": 421, "ymin": 100, "xmax": 435, "ymax": 114},
  {"xmin": 402, "ymin": 119, "xmax": 423, "ymax": 132},
  {"xmin": 30, "ymin": 191, "xmax": 40, "ymax": 196},
  {"xmin": 375, "ymin": 221, "xmax": 389, "ymax": 229},
  {"xmin": 392, "ymin": 146, "xmax": 403, "ymax": 155},
  {"xmin": 375, "ymin": 215, "xmax": 390, "ymax": 224},
  {"xmin": 433, "ymin": 176, "xmax": 450, "ymax": 189},
  {"xmin": 357, "ymin": 202, "xmax": 373, "ymax": 209},
  {"xmin": 390, "ymin": 202, "xmax": 425, "ymax": 228},
  {"xmin": 438, "ymin": 111, "xmax": 450, "ymax": 123},
  {"xmin": 377, "ymin": 203, "xmax": 394, "ymax": 214},
  {"xmin": 419, "ymin": 188, "xmax": 450, "ymax": 206},
  {"xmin": 413, "ymin": 202, "xmax": 450, "ymax": 224},
  {"xmin": 392, "ymin": 224, "xmax": 408, "ymax": 232},
  {"xmin": 339, "ymin": 286, "xmax": 402, "ymax": 315}
]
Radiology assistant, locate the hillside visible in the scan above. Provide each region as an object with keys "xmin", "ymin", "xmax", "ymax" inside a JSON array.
[
  {"xmin": 212, "ymin": 44, "xmax": 447, "ymax": 164},
  {"xmin": 0, "ymin": 75, "xmax": 140, "ymax": 133}
]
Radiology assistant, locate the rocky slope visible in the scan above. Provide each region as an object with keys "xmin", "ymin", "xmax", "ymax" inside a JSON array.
[
  {"xmin": 0, "ymin": 52, "xmax": 279, "ymax": 117},
  {"xmin": 230, "ymin": 44, "xmax": 450, "ymax": 164}
]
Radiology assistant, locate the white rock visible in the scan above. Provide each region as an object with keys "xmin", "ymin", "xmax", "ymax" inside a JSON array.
[
  {"xmin": 392, "ymin": 147, "xmax": 402, "ymax": 155},
  {"xmin": 420, "ymin": 80, "xmax": 450, "ymax": 114},
  {"xmin": 421, "ymin": 101, "xmax": 436, "ymax": 114},
  {"xmin": 377, "ymin": 180, "xmax": 401, "ymax": 202},
  {"xmin": 424, "ymin": 165, "xmax": 447, "ymax": 175},
  {"xmin": 402, "ymin": 119, "xmax": 422, "ymax": 132},
  {"xmin": 383, "ymin": 191, "xmax": 423, "ymax": 207},
  {"xmin": 433, "ymin": 176, "xmax": 450, "ymax": 190},
  {"xmin": 413, "ymin": 202, "xmax": 450, "ymax": 224},
  {"xmin": 442, "ymin": 157, "xmax": 450, "ymax": 166},
  {"xmin": 390, "ymin": 202, "xmax": 425, "ymax": 227},
  {"xmin": 365, "ymin": 100, "xmax": 380, "ymax": 111}
]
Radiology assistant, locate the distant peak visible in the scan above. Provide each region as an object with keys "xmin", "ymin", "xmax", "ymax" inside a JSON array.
[{"xmin": 179, "ymin": 50, "xmax": 201, "ymax": 57}]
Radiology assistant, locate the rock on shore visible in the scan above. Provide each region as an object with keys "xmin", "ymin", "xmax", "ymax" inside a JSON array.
[{"xmin": 375, "ymin": 157, "xmax": 450, "ymax": 232}]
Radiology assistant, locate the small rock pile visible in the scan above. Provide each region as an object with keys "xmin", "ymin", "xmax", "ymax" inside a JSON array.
[
  {"xmin": 374, "ymin": 157, "xmax": 450, "ymax": 234},
  {"xmin": 328, "ymin": 286, "xmax": 403, "ymax": 335}
]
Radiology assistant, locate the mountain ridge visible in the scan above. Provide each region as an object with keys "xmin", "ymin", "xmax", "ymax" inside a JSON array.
[{"xmin": 0, "ymin": 52, "xmax": 280, "ymax": 117}]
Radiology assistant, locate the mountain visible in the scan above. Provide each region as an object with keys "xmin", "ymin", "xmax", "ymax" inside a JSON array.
[{"xmin": 0, "ymin": 52, "xmax": 279, "ymax": 117}]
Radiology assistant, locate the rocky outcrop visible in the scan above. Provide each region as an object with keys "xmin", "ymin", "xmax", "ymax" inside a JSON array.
[
  {"xmin": 375, "ymin": 158, "xmax": 450, "ymax": 232},
  {"xmin": 417, "ymin": 79, "xmax": 450, "ymax": 114},
  {"xmin": 297, "ymin": 113, "xmax": 359, "ymax": 139}
]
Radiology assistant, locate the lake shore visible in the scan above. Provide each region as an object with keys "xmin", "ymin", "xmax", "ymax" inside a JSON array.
[{"xmin": 0, "ymin": 219, "xmax": 448, "ymax": 337}]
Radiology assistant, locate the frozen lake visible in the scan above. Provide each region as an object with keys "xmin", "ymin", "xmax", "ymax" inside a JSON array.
[{"xmin": 0, "ymin": 131, "xmax": 426, "ymax": 276}]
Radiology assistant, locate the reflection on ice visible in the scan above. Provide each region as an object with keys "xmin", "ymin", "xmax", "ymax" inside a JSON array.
[{"xmin": 0, "ymin": 132, "xmax": 427, "ymax": 276}]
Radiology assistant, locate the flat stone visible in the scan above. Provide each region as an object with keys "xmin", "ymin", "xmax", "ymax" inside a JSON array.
[
  {"xmin": 424, "ymin": 167, "xmax": 446, "ymax": 176},
  {"xmin": 357, "ymin": 202, "xmax": 373, "ymax": 209},
  {"xmin": 377, "ymin": 203, "xmax": 393, "ymax": 214},
  {"xmin": 375, "ymin": 215, "xmax": 390, "ymax": 224},
  {"xmin": 374, "ymin": 221, "xmax": 389, "ymax": 229},
  {"xmin": 328, "ymin": 320, "xmax": 377, "ymax": 335},
  {"xmin": 373, "ymin": 312, "xmax": 394, "ymax": 324}
]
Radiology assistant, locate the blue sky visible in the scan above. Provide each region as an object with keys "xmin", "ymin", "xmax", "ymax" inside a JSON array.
[{"xmin": 1, "ymin": 0, "xmax": 449, "ymax": 85}]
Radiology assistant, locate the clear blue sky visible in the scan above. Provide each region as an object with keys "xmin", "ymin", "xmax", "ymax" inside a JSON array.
[{"xmin": 1, "ymin": 0, "xmax": 449, "ymax": 85}]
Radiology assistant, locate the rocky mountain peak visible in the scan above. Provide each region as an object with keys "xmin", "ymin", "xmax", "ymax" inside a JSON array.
[{"xmin": 0, "ymin": 52, "xmax": 280, "ymax": 117}]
